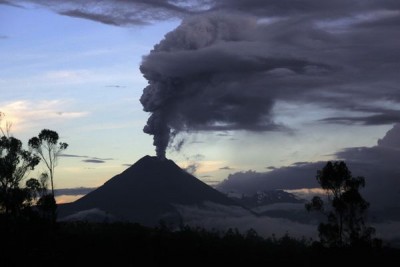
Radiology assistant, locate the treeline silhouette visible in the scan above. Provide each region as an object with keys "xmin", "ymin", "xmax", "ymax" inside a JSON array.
[{"xmin": 1, "ymin": 219, "xmax": 399, "ymax": 266}]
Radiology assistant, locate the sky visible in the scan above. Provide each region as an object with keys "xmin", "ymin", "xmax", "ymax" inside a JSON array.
[{"xmin": 1, "ymin": 1, "xmax": 399, "ymax": 204}]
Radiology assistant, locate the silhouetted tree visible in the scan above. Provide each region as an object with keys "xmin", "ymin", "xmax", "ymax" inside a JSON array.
[
  {"xmin": 306, "ymin": 161, "xmax": 377, "ymax": 247},
  {"xmin": 0, "ymin": 136, "xmax": 40, "ymax": 215},
  {"xmin": 25, "ymin": 178, "xmax": 41, "ymax": 204},
  {"xmin": 28, "ymin": 129, "xmax": 68, "ymax": 196}
]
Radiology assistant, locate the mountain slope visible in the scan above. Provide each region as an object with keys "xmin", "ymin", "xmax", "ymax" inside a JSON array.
[{"xmin": 59, "ymin": 155, "xmax": 239, "ymax": 226}]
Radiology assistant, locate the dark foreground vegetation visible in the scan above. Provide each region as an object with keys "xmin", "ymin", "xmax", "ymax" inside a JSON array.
[{"xmin": 2, "ymin": 218, "xmax": 399, "ymax": 266}]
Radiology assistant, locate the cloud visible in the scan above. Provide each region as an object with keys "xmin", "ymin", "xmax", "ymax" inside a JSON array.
[
  {"xmin": 105, "ymin": 85, "xmax": 127, "ymax": 88},
  {"xmin": 183, "ymin": 163, "xmax": 198, "ymax": 174},
  {"xmin": 13, "ymin": 1, "xmax": 400, "ymax": 26},
  {"xmin": 54, "ymin": 187, "xmax": 96, "ymax": 196},
  {"xmin": 139, "ymin": 3, "xmax": 400, "ymax": 156},
  {"xmin": 217, "ymin": 124, "xmax": 400, "ymax": 213},
  {"xmin": 59, "ymin": 154, "xmax": 89, "ymax": 158},
  {"xmin": 60, "ymin": 153, "xmax": 114, "ymax": 164},
  {"xmin": 219, "ymin": 166, "xmax": 234, "ymax": 170},
  {"xmin": 285, "ymin": 188, "xmax": 326, "ymax": 200},
  {"xmin": 55, "ymin": 195, "xmax": 83, "ymax": 204},
  {"xmin": 0, "ymin": 100, "xmax": 88, "ymax": 133},
  {"xmin": 377, "ymin": 123, "xmax": 400, "ymax": 148},
  {"xmin": 320, "ymin": 111, "xmax": 400, "ymax": 126},
  {"xmin": 0, "ymin": 35, "xmax": 9, "ymax": 39},
  {"xmin": 176, "ymin": 202, "xmax": 317, "ymax": 239},
  {"xmin": 217, "ymin": 163, "xmax": 322, "ymax": 195},
  {"xmin": 179, "ymin": 153, "xmax": 205, "ymax": 174},
  {"xmin": 211, "ymin": 1, "xmax": 400, "ymax": 18},
  {"xmin": 60, "ymin": 153, "xmax": 113, "ymax": 160},
  {"xmin": 82, "ymin": 159, "xmax": 106, "ymax": 164},
  {"xmin": 12, "ymin": 0, "xmax": 204, "ymax": 26},
  {"xmin": 58, "ymin": 9, "xmax": 147, "ymax": 26},
  {"xmin": 0, "ymin": 0, "xmax": 23, "ymax": 8}
]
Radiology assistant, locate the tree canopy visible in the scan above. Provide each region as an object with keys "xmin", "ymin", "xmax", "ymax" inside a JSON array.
[
  {"xmin": 306, "ymin": 161, "xmax": 378, "ymax": 247},
  {"xmin": 29, "ymin": 129, "xmax": 68, "ymax": 196}
]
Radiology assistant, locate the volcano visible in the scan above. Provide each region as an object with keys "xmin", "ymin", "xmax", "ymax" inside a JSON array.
[{"xmin": 58, "ymin": 155, "xmax": 239, "ymax": 226}]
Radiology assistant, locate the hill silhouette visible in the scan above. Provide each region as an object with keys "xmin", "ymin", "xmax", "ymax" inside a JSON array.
[{"xmin": 59, "ymin": 155, "xmax": 239, "ymax": 225}]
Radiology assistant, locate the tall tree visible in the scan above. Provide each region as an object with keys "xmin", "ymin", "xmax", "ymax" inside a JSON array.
[
  {"xmin": 28, "ymin": 129, "xmax": 68, "ymax": 196},
  {"xmin": 306, "ymin": 161, "xmax": 377, "ymax": 247}
]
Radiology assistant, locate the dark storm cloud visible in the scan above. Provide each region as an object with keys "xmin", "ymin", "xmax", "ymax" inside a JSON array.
[
  {"xmin": 217, "ymin": 124, "xmax": 400, "ymax": 211},
  {"xmin": 211, "ymin": 0, "xmax": 400, "ymax": 17},
  {"xmin": 320, "ymin": 113, "xmax": 400, "ymax": 126},
  {"xmin": 217, "ymin": 163, "xmax": 322, "ymax": 195},
  {"xmin": 59, "ymin": 9, "xmax": 147, "ymax": 26},
  {"xmin": 10, "ymin": 0, "xmax": 207, "ymax": 26}
]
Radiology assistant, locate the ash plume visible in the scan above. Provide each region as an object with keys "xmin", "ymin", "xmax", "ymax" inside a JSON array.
[
  {"xmin": 139, "ymin": 13, "xmax": 324, "ymax": 157},
  {"xmin": 139, "ymin": 2, "xmax": 400, "ymax": 158}
]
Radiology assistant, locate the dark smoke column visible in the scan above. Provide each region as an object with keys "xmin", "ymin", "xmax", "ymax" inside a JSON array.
[
  {"xmin": 140, "ymin": 60, "xmax": 182, "ymax": 159},
  {"xmin": 139, "ymin": 74, "xmax": 173, "ymax": 159},
  {"xmin": 142, "ymin": 109, "xmax": 170, "ymax": 159}
]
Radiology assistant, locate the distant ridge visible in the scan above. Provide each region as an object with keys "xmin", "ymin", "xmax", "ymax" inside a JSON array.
[{"xmin": 59, "ymin": 155, "xmax": 239, "ymax": 226}]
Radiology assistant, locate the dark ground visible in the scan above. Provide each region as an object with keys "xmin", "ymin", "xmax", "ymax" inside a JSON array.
[{"xmin": 2, "ymin": 218, "xmax": 399, "ymax": 266}]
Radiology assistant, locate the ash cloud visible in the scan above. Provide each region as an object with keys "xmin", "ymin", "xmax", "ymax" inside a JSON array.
[
  {"xmin": 140, "ymin": 13, "xmax": 329, "ymax": 157},
  {"xmin": 139, "ymin": 1, "xmax": 400, "ymax": 157}
]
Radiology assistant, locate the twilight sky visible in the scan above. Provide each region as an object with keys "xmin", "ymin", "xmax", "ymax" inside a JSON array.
[{"xmin": 1, "ymin": 1, "xmax": 399, "ymax": 202}]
